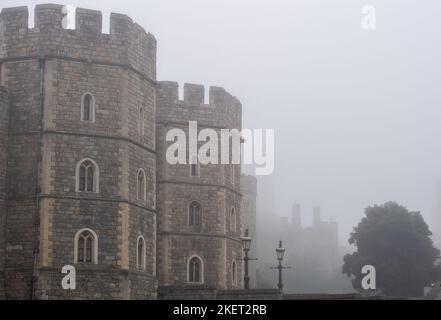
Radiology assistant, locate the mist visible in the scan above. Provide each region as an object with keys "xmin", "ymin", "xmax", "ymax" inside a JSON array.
[{"xmin": 3, "ymin": 0, "xmax": 441, "ymax": 292}]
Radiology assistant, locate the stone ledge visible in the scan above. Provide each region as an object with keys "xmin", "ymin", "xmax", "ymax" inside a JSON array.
[{"xmin": 159, "ymin": 284, "xmax": 217, "ymax": 291}]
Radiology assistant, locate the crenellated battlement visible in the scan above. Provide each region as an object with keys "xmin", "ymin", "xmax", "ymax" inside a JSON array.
[
  {"xmin": 156, "ymin": 81, "xmax": 242, "ymax": 129},
  {"xmin": 0, "ymin": 4, "xmax": 157, "ymax": 80}
]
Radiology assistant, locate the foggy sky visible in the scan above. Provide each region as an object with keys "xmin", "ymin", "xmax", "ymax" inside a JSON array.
[{"xmin": 3, "ymin": 0, "xmax": 441, "ymax": 246}]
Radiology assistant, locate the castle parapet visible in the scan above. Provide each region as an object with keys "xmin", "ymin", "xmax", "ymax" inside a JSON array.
[
  {"xmin": 76, "ymin": 8, "xmax": 102, "ymax": 35},
  {"xmin": 0, "ymin": 4, "xmax": 156, "ymax": 80},
  {"xmin": 35, "ymin": 4, "xmax": 63, "ymax": 31},
  {"xmin": 156, "ymin": 81, "xmax": 242, "ymax": 130}
]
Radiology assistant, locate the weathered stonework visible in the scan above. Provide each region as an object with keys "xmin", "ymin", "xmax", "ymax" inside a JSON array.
[
  {"xmin": 156, "ymin": 82, "xmax": 243, "ymax": 290},
  {"xmin": 0, "ymin": 4, "xmax": 157, "ymax": 299},
  {"xmin": 0, "ymin": 4, "xmax": 248, "ymax": 299}
]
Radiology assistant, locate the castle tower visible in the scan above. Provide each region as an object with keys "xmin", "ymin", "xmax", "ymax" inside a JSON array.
[
  {"xmin": 313, "ymin": 206, "xmax": 321, "ymax": 227},
  {"xmin": 156, "ymin": 82, "xmax": 243, "ymax": 289},
  {"xmin": 291, "ymin": 203, "xmax": 302, "ymax": 229},
  {"xmin": 240, "ymin": 174, "xmax": 257, "ymax": 288},
  {"xmin": 0, "ymin": 5, "xmax": 157, "ymax": 299}
]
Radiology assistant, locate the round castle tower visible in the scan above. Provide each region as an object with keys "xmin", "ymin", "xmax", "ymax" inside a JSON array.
[
  {"xmin": 156, "ymin": 82, "xmax": 243, "ymax": 289},
  {"xmin": 0, "ymin": 4, "xmax": 157, "ymax": 299}
]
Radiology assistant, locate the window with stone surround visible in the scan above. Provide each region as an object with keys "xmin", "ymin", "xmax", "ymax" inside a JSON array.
[
  {"xmin": 74, "ymin": 228, "xmax": 98, "ymax": 264},
  {"xmin": 76, "ymin": 159, "xmax": 99, "ymax": 193},
  {"xmin": 137, "ymin": 236, "xmax": 146, "ymax": 270},
  {"xmin": 189, "ymin": 201, "xmax": 202, "ymax": 227},
  {"xmin": 81, "ymin": 93, "xmax": 95, "ymax": 122},
  {"xmin": 137, "ymin": 169, "xmax": 146, "ymax": 201},
  {"xmin": 188, "ymin": 255, "xmax": 203, "ymax": 284}
]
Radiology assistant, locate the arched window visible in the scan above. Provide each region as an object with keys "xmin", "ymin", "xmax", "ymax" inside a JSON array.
[
  {"xmin": 81, "ymin": 93, "xmax": 95, "ymax": 122},
  {"xmin": 74, "ymin": 228, "xmax": 98, "ymax": 264},
  {"xmin": 188, "ymin": 256, "xmax": 203, "ymax": 284},
  {"xmin": 137, "ymin": 236, "xmax": 146, "ymax": 270},
  {"xmin": 189, "ymin": 201, "xmax": 201, "ymax": 227},
  {"xmin": 139, "ymin": 107, "xmax": 144, "ymax": 138},
  {"xmin": 137, "ymin": 169, "xmax": 146, "ymax": 201},
  {"xmin": 230, "ymin": 208, "xmax": 236, "ymax": 233},
  {"xmin": 76, "ymin": 159, "xmax": 99, "ymax": 193},
  {"xmin": 231, "ymin": 260, "xmax": 237, "ymax": 287}
]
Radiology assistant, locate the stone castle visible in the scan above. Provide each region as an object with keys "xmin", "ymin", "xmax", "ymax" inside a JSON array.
[
  {"xmin": 0, "ymin": 4, "xmax": 258, "ymax": 299},
  {"xmin": 256, "ymin": 204, "xmax": 345, "ymax": 293}
]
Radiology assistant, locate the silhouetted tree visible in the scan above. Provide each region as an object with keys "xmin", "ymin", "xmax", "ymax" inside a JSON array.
[{"xmin": 343, "ymin": 202, "xmax": 441, "ymax": 298}]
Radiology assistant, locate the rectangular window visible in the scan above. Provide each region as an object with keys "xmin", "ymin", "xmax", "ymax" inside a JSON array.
[
  {"xmin": 78, "ymin": 240, "xmax": 84, "ymax": 262},
  {"xmin": 87, "ymin": 167, "xmax": 94, "ymax": 191},
  {"xmin": 79, "ymin": 167, "xmax": 86, "ymax": 192}
]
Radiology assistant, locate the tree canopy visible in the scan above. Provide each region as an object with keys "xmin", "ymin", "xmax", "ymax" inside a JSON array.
[{"xmin": 342, "ymin": 202, "xmax": 441, "ymax": 298}]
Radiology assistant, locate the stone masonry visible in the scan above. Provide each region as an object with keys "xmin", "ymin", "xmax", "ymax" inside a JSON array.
[
  {"xmin": 0, "ymin": 4, "xmax": 249, "ymax": 299},
  {"xmin": 0, "ymin": 4, "xmax": 157, "ymax": 299},
  {"xmin": 156, "ymin": 82, "xmax": 243, "ymax": 290}
]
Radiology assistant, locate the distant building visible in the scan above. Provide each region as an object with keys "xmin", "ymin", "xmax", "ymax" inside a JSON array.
[
  {"xmin": 283, "ymin": 205, "xmax": 339, "ymax": 282},
  {"xmin": 256, "ymin": 204, "xmax": 352, "ymax": 293}
]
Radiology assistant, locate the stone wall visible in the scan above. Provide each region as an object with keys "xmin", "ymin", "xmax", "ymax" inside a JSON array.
[
  {"xmin": 0, "ymin": 4, "xmax": 157, "ymax": 299},
  {"xmin": 1, "ymin": 56, "xmax": 41, "ymax": 299},
  {"xmin": 158, "ymin": 285, "xmax": 218, "ymax": 300},
  {"xmin": 35, "ymin": 267, "xmax": 157, "ymax": 300},
  {"xmin": 156, "ymin": 81, "xmax": 243, "ymax": 290},
  {"xmin": 0, "ymin": 5, "xmax": 156, "ymax": 80},
  {"xmin": 0, "ymin": 3, "xmax": 246, "ymax": 299}
]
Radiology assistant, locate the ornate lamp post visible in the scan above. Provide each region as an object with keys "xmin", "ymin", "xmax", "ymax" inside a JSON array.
[
  {"xmin": 271, "ymin": 240, "xmax": 291, "ymax": 290},
  {"xmin": 241, "ymin": 229, "xmax": 256, "ymax": 290}
]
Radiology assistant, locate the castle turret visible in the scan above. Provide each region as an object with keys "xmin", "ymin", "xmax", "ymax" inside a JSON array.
[
  {"xmin": 292, "ymin": 203, "xmax": 302, "ymax": 229},
  {"xmin": 156, "ymin": 81, "xmax": 243, "ymax": 289},
  {"xmin": 0, "ymin": 4, "xmax": 157, "ymax": 299},
  {"xmin": 313, "ymin": 206, "xmax": 321, "ymax": 226}
]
